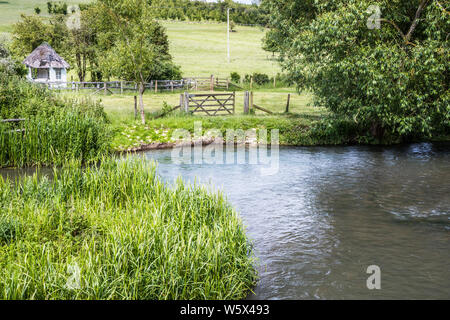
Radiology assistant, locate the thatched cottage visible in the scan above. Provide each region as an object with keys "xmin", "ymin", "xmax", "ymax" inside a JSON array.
[{"xmin": 23, "ymin": 42, "xmax": 70, "ymax": 86}]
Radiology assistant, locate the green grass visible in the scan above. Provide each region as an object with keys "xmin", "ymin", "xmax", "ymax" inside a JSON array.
[
  {"xmin": 0, "ymin": 0, "xmax": 91, "ymax": 33},
  {"xmin": 161, "ymin": 21, "xmax": 280, "ymax": 78},
  {"xmin": 0, "ymin": 112, "xmax": 111, "ymax": 168},
  {"xmin": 0, "ymin": 157, "xmax": 256, "ymax": 299},
  {"xmin": 59, "ymin": 89, "xmax": 324, "ymax": 123},
  {"xmin": 56, "ymin": 89, "xmax": 328, "ymax": 151}
]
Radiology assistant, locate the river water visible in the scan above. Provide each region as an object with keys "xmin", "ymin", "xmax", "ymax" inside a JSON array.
[
  {"xmin": 143, "ymin": 143, "xmax": 450, "ymax": 300},
  {"xmin": 1, "ymin": 143, "xmax": 449, "ymax": 299}
]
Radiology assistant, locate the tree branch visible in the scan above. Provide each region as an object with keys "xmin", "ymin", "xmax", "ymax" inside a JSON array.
[
  {"xmin": 378, "ymin": 19, "xmax": 416, "ymax": 46},
  {"xmin": 405, "ymin": 0, "xmax": 430, "ymax": 42}
]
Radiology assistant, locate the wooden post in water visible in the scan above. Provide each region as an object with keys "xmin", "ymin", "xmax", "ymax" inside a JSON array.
[
  {"xmin": 134, "ymin": 96, "xmax": 138, "ymax": 120},
  {"xmin": 285, "ymin": 94, "xmax": 291, "ymax": 113}
]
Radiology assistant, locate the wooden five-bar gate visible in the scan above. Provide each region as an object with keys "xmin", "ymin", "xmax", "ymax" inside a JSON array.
[{"xmin": 182, "ymin": 92, "xmax": 235, "ymax": 116}]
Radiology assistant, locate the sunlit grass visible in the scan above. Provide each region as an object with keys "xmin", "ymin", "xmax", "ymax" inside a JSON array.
[{"xmin": 0, "ymin": 157, "xmax": 257, "ymax": 299}]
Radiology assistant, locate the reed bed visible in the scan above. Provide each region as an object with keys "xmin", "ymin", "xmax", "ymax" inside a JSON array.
[
  {"xmin": 0, "ymin": 112, "xmax": 110, "ymax": 168},
  {"xmin": 0, "ymin": 157, "xmax": 256, "ymax": 299}
]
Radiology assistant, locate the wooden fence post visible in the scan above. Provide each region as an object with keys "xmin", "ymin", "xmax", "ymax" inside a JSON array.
[
  {"xmin": 120, "ymin": 81, "xmax": 123, "ymax": 95},
  {"xmin": 134, "ymin": 96, "xmax": 138, "ymax": 120},
  {"xmin": 250, "ymin": 91, "xmax": 254, "ymax": 113},
  {"xmin": 104, "ymin": 82, "xmax": 107, "ymax": 95},
  {"xmin": 233, "ymin": 91, "xmax": 236, "ymax": 114},
  {"xmin": 286, "ymin": 94, "xmax": 291, "ymax": 113},
  {"xmin": 184, "ymin": 92, "xmax": 190, "ymax": 113},
  {"xmin": 155, "ymin": 80, "xmax": 158, "ymax": 93},
  {"xmin": 250, "ymin": 76, "xmax": 253, "ymax": 90},
  {"xmin": 171, "ymin": 81, "xmax": 174, "ymax": 92},
  {"xmin": 180, "ymin": 94, "xmax": 184, "ymax": 110},
  {"xmin": 227, "ymin": 78, "xmax": 230, "ymax": 90},
  {"xmin": 273, "ymin": 76, "xmax": 276, "ymax": 88},
  {"xmin": 210, "ymin": 75, "xmax": 214, "ymax": 92},
  {"xmin": 244, "ymin": 91, "xmax": 249, "ymax": 114}
]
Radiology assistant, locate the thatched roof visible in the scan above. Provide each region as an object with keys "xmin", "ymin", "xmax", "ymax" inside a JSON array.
[{"xmin": 23, "ymin": 42, "xmax": 70, "ymax": 69}]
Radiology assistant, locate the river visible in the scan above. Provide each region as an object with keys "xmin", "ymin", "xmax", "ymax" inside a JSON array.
[{"xmin": 142, "ymin": 142, "xmax": 450, "ymax": 299}]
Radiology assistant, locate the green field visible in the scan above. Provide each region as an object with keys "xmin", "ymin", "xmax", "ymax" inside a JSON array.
[
  {"xmin": 161, "ymin": 21, "xmax": 280, "ymax": 78},
  {"xmin": 0, "ymin": 0, "xmax": 91, "ymax": 33},
  {"xmin": 0, "ymin": 2, "xmax": 280, "ymax": 78}
]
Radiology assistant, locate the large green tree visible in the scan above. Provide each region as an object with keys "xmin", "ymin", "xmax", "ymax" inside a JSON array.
[
  {"xmin": 263, "ymin": 0, "xmax": 449, "ymax": 141},
  {"xmin": 98, "ymin": 0, "xmax": 181, "ymax": 124}
]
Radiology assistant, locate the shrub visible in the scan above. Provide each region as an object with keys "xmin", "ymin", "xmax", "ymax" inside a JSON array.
[
  {"xmin": 252, "ymin": 73, "xmax": 270, "ymax": 85},
  {"xmin": 242, "ymin": 73, "xmax": 270, "ymax": 85},
  {"xmin": 230, "ymin": 72, "xmax": 241, "ymax": 83}
]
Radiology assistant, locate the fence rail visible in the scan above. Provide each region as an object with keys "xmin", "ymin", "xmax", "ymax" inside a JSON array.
[
  {"xmin": 182, "ymin": 92, "xmax": 235, "ymax": 116},
  {"xmin": 33, "ymin": 75, "xmax": 231, "ymax": 94}
]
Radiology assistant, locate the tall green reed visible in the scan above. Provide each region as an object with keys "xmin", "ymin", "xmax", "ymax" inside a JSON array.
[
  {"xmin": 0, "ymin": 157, "xmax": 256, "ymax": 299},
  {"xmin": 0, "ymin": 112, "xmax": 111, "ymax": 168}
]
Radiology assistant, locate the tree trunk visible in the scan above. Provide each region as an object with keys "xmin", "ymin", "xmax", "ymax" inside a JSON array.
[
  {"xmin": 139, "ymin": 82, "xmax": 146, "ymax": 124},
  {"xmin": 370, "ymin": 122, "xmax": 385, "ymax": 141}
]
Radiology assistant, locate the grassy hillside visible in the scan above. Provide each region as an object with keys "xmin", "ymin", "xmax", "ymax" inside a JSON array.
[
  {"xmin": 0, "ymin": 0, "xmax": 91, "ymax": 33},
  {"xmin": 161, "ymin": 21, "xmax": 280, "ymax": 78},
  {"xmin": 0, "ymin": 1, "xmax": 280, "ymax": 78}
]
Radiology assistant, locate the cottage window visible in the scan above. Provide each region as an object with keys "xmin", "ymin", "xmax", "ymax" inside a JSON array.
[{"xmin": 55, "ymin": 68, "xmax": 62, "ymax": 80}]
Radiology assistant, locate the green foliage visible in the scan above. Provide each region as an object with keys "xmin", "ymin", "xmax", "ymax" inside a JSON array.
[
  {"xmin": 11, "ymin": 14, "xmax": 70, "ymax": 60},
  {"xmin": 0, "ymin": 216, "xmax": 19, "ymax": 245},
  {"xmin": 243, "ymin": 73, "xmax": 270, "ymax": 85},
  {"xmin": 0, "ymin": 157, "xmax": 256, "ymax": 299},
  {"xmin": 148, "ymin": 0, "xmax": 268, "ymax": 26},
  {"xmin": 34, "ymin": 7, "xmax": 41, "ymax": 15},
  {"xmin": 230, "ymin": 72, "xmax": 241, "ymax": 83},
  {"xmin": 263, "ymin": 0, "xmax": 450, "ymax": 141},
  {"xmin": 46, "ymin": 1, "xmax": 68, "ymax": 15},
  {"xmin": 0, "ymin": 75, "xmax": 110, "ymax": 167},
  {"xmin": 252, "ymin": 73, "xmax": 270, "ymax": 85},
  {"xmin": 0, "ymin": 41, "xmax": 27, "ymax": 77}
]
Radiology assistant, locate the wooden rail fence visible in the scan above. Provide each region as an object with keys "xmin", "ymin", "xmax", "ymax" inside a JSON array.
[
  {"xmin": 181, "ymin": 92, "xmax": 235, "ymax": 116},
  {"xmin": 34, "ymin": 75, "xmax": 231, "ymax": 94}
]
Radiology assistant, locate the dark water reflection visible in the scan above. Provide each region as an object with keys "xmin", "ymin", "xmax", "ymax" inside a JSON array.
[{"xmin": 143, "ymin": 143, "xmax": 450, "ymax": 300}]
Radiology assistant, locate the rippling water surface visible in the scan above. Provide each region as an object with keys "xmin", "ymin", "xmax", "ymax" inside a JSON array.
[{"xmin": 143, "ymin": 143, "xmax": 450, "ymax": 299}]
